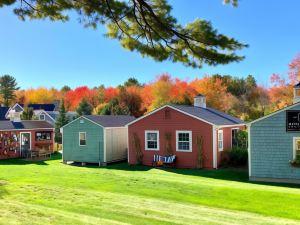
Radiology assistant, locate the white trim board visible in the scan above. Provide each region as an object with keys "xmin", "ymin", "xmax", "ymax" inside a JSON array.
[
  {"xmin": 61, "ymin": 116, "xmax": 104, "ymax": 129},
  {"xmin": 126, "ymin": 104, "xmax": 244, "ymax": 128},
  {"xmin": 126, "ymin": 105, "xmax": 216, "ymax": 127}
]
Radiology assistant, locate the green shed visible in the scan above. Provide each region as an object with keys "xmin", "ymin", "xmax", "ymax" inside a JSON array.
[{"xmin": 61, "ymin": 115, "xmax": 135, "ymax": 166}]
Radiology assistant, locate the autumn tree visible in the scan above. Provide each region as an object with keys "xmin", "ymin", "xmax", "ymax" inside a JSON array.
[
  {"xmin": 190, "ymin": 76, "xmax": 236, "ymax": 113},
  {"xmin": 0, "ymin": 0, "xmax": 246, "ymax": 68},
  {"xmin": 0, "ymin": 75, "xmax": 19, "ymax": 106}
]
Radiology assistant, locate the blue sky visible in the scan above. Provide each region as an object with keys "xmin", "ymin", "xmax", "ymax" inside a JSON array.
[{"xmin": 0, "ymin": 0, "xmax": 299, "ymax": 89}]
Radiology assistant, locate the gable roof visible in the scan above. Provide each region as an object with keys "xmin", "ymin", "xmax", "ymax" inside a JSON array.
[
  {"xmin": 0, "ymin": 120, "xmax": 54, "ymax": 131},
  {"xmin": 248, "ymin": 101, "xmax": 300, "ymax": 125},
  {"xmin": 127, "ymin": 104, "xmax": 244, "ymax": 127},
  {"xmin": 0, "ymin": 107, "xmax": 9, "ymax": 120},
  {"xmin": 84, "ymin": 115, "xmax": 136, "ymax": 127},
  {"xmin": 20, "ymin": 104, "xmax": 56, "ymax": 111}
]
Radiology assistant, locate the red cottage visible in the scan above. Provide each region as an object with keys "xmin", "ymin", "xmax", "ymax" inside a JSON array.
[
  {"xmin": 127, "ymin": 95, "xmax": 245, "ymax": 169},
  {"xmin": 0, "ymin": 120, "xmax": 54, "ymax": 160}
]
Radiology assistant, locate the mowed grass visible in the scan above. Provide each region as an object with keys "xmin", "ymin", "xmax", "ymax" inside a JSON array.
[{"xmin": 1, "ymin": 154, "xmax": 300, "ymax": 225}]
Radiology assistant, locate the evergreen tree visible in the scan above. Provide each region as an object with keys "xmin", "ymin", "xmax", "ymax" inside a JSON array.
[
  {"xmin": 76, "ymin": 98, "xmax": 93, "ymax": 116},
  {"xmin": 0, "ymin": 0, "xmax": 246, "ymax": 68},
  {"xmin": 55, "ymin": 100, "xmax": 69, "ymax": 143},
  {"xmin": 0, "ymin": 75, "xmax": 20, "ymax": 106},
  {"xmin": 21, "ymin": 106, "xmax": 33, "ymax": 120}
]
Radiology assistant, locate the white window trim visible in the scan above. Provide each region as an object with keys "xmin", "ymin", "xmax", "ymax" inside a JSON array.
[
  {"xmin": 145, "ymin": 130, "xmax": 159, "ymax": 151},
  {"xmin": 218, "ymin": 130, "xmax": 224, "ymax": 151},
  {"xmin": 293, "ymin": 137, "xmax": 300, "ymax": 160},
  {"xmin": 176, "ymin": 130, "xmax": 192, "ymax": 152},
  {"xmin": 39, "ymin": 114, "xmax": 46, "ymax": 120},
  {"xmin": 79, "ymin": 132, "xmax": 87, "ymax": 146}
]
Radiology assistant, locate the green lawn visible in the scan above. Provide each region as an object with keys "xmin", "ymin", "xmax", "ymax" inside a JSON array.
[{"xmin": 1, "ymin": 154, "xmax": 300, "ymax": 225}]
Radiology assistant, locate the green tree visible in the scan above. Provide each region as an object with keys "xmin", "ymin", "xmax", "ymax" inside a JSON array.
[
  {"xmin": 100, "ymin": 97, "xmax": 130, "ymax": 116},
  {"xmin": 61, "ymin": 85, "xmax": 71, "ymax": 93},
  {"xmin": 124, "ymin": 78, "xmax": 142, "ymax": 87},
  {"xmin": 21, "ymin": 106, "xmax": 33, "ymax": 120},
  {"xmin": 76, "ymin": 98, "xmax": 93, "ymax": 116},
  {"xmin": 0, "ymin": 75, "xmax": 20, "ymax": 106},
  {"xmin": 0, "ymin": 0, "xmax": 246, "ymax": 68},
  {"xmin": 55, "ymin": 100, "xmax": 69, "ymax": 143}
]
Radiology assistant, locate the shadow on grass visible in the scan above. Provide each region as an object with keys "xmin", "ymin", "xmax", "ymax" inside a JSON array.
[
  {"xmin": 103, "ymin": 162, "xmax": 300, "ymax": 189},
  {"xmin": 0, "ymin": 152, "xmax": 62, "ymax": 166}
]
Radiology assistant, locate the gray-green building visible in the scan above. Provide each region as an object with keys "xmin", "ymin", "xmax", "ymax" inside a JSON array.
[
  {"xmin": 248, "ymin": 83, "xmax": 300, "ymax": 184},
  {"xmin": 62, "ymin": 115, "xmax": 135, "ymax": 166}
]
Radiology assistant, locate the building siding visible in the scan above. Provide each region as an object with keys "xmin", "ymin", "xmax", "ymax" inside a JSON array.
[
  {"xmin": 128, "ymin": 106, "xmax": 214, "ymax": 168},
  {"xmin": 105, "ymin": 128, "xmax": 128, "ymax": 162},
  {"xmin": 63, "ymin": 118, "xmax": 104, "ymax": 163},
  {"xmin": 250, "ymin": 104, "xmax": 300, "ymax": 180}
]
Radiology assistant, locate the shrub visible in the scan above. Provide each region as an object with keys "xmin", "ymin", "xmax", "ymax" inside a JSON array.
[{"xmin": 228, "ymin": 146, "xmax": 248, "ymax": 167}]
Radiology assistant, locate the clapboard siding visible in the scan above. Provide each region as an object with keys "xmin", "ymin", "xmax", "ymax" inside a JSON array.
[
  {"xmin": 250, "ymin": 104, "xmax": 300, "ymax": 180},
  {"xmin": 63, "ymin": 118, "xmax": 104, "ymax": 163}
]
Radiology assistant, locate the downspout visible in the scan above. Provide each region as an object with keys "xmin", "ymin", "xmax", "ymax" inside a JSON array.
[{"xmin": 212, "ymin": 125, "xmax": 218, "ymax": 169}]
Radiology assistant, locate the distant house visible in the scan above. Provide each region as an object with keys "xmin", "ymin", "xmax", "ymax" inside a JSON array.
[
  {"xmin": 34, "ymin": 110, "xmax": 77, "ymax": 125},
  {"xmin": 62, "ymin": 115, "xmax": 135, "ymax": 166},
  {"xmin": 127, "ymin": 95, "xmax": 245, "ymax": 169},
  {"xmin": 248, "ymin": 83, "xmax": 300, "ymax": 184},
  {"xmin": 0, "ymin": 120, "xmax": 54, "ymax": 160},
  {"xmin": 4, "ymin": 103, "xmax": 58, "ymax": 120}
]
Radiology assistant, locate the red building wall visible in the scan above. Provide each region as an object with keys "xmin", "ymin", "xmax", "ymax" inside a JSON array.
[
  {"xmin": 0, "ymin": 129, "xmax": 54, "ymax": 160},
  {"xmin": 128, "ymin": 106, "xmax": 214, "ymax": 169}
]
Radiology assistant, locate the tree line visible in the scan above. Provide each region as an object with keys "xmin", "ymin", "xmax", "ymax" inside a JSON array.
[{"xmin": 1, "ymin": 53, "xmax": 300, "ymax": 122}]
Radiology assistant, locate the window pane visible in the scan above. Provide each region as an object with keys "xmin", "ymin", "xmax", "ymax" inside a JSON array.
[
  {"xmin": 147, "ymin": 133, "xmax": 157, "ymax": 141},
  {"xmin": 80, "ymin": 133, "xmax": 86, "ymax": 145},
  {"xmin": 179, "ymin": 133, "xmax": 189, "ymax": 141},
  {"xmin": 178, "ymin": 141, "xmax": 190, "ymax": 150},
  {"xmin": 147, "ymin": 141, "xmax": 157, "ymax": 149}
]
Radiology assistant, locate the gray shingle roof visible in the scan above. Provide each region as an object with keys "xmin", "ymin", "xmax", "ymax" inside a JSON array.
[
  {"xmin": 170, "ymin": 104, "xmax": 244, "ymax": 126},
  {"xmin": 0, "ymin": 120, "xmax": 54, "ymax": 130},
  {"xmin": 84, "ymin": 115, "xmax": 136, "ymax": 127}
]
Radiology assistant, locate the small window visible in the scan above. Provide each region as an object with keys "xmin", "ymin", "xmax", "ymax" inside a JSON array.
[
  {"xmin": 39, "ymin": 114, "xmax": 45, "ymax": 120},
  {"xmin": 79, "ymin": 132, "xmax": 86, "ymax": 146},
  {"xmin": 145, "ymin": 131, "xmax": 159, "ymax": 150},
  {"xmin": 218, "ymin": 130, "xmax": 223, "ymax": 151},
  {"xmin": 296, "ymin": 89, "xmax": 300, "ymax": 97},
  {"xmin": 36, "ymin": 131, "xmax": 51, "ymax": 141},
  {"xmin": 293, "ymin": 137, "xmax": 300, "ymax": 160},
  {"xmin": 176, "ymin": 131, "xmax": 192, "ymax": 152}
]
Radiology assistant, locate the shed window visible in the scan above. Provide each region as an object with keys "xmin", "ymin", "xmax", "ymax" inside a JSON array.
[
  {"xmin": 176, "ymin": 131, "xmax": 192, "ymax": 152},
  {"xmin": 145, "ymin": 131, "xmax": 159, "ymax": 150},
  {"xmin": 218, "ymin": 130, "xmax": 223, "ymax": 151},
  {"xmin": 36, "ymin": 131, "xmax": 51, "ymax": 141},
  {"xmin": 293, "ymin": 137, "xmax": 300, "ymax": 160},
  {"xmin": 79, "ymin": 132, "xmax": 86, "ymax": 146},
  {"xmin": 39, "ymin": 114, "xmax": 45, "ymax": 120}
]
